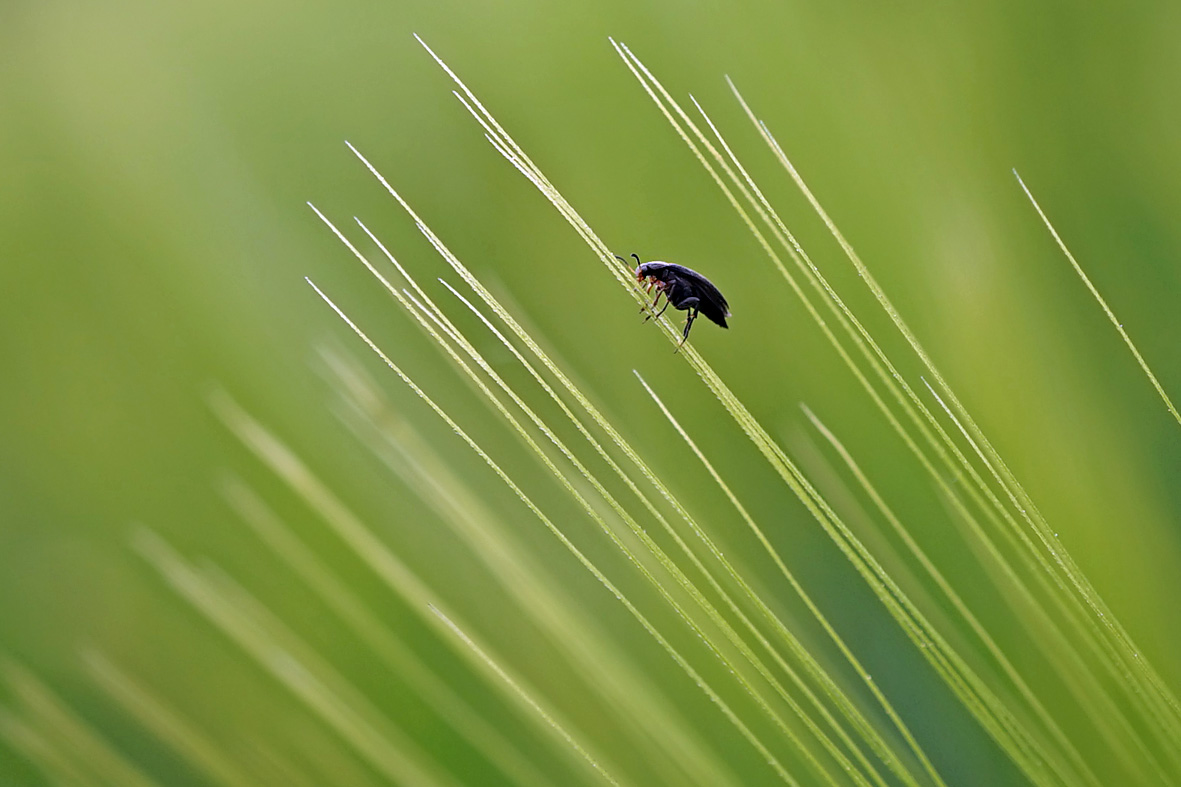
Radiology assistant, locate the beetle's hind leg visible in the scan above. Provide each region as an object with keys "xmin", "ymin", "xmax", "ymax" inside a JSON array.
[{"xmin": 673, "ymin": 300, "xmax": 700, "ymax": 353}]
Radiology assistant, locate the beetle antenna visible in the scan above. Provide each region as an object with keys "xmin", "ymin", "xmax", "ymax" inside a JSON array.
[{"xmin": 631, "ymin": 253, "xmax": 641, "ymax": 266}]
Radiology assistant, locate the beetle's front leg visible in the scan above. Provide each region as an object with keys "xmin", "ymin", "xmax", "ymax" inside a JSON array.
[
  {"xmin": 640, "ymin": 283, "xmax": 664, "ymax": 317},
  {"xmin": 646, "ymin": 287, "xmax": 674, "ymax": 323}
]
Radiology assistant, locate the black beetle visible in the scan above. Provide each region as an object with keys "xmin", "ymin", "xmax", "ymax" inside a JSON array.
[{"xmin": 618, "ymin": 253, "xmax": 730, "ymax": 348}]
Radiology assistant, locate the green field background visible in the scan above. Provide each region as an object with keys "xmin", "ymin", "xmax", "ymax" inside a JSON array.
[{"xmin": 3, "ymin": 1, "xmax": 1180, "ymax": 784}]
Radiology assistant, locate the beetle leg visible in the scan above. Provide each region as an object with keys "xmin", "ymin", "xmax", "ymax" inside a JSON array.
[
  {"xmin": 637, "ymin": 279, "xmax": 656, "ymax": 312},
  {"xmin": 673, "ymin": 300, "xmax": 700, "ymax": 353},
  {"xmin": 640, "ymin": 287, "xmax": 663, "ymax": 316},
  {"xmin": 652, "ymin": 296, "xmax": 672, "ymax": 319},
  {"xmin": 644, "ymin": 292, "xmax": 673, "ymax": 323}
]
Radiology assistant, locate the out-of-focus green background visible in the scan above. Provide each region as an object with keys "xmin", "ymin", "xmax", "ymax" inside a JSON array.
[{"xmin": 3, "ymin": 1, "xmax": 1181, "ymax": 784}]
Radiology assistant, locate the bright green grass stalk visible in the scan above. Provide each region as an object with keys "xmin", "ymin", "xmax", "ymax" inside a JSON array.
[
  {"xmin": 304, "ymin": 272, "xmax": 806, "ymax": 785},
  {"xmin": 607, "ymin": 39, "xmax": 1180, "ymax": 783},
  {"xmin": 678, "ymin": 73, "xmax": 1164, "ymax": 781},
  {"xmin": 634, "ymin": 370, "xmax": 964, "ymax": 781},
  {"xmin": 415, "ymin": 36, "xmax": 1041, "ymax": 785},
  {"xmin": 315, "ymin": 188, "xmax": 919, "ymax": 787},
  {"xmin": 434, "ymin": 280, "xmax": 918, "ymax": 787},
  {"xmin": 1013, "ymin": 170, "xmax": 1181, "ymax": 744},
  {"xmin": 799, "ymin": 403, "xmax": 1100, "ymax": 787},
  {"xmin": 728, "ymin": 82, "xmax": 1181, "ymax": 776},
  {"xmin": 728, "ymin": 81, "xmax": 1181, "ymax": 761},
  {"xmin": 315, "ymin": 344, "xmax": 746, "ymax": 786},
  {"xmin": 402, "ymin": 37, "xmax": 965, "ymax": 787},
  {"xmin": 409, "ymin": 35, "xmax": 1179, "ymax": 784},
  {"xmin": 322, "ymin": 144, "xmax": 962, "ymax": 785},
  {"xmin": 1014, "ymin": 173, "xmax": 1181, "ymax": 430}
]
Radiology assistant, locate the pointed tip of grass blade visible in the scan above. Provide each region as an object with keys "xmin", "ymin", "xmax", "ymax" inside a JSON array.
[
  {"xmin": 305, "ymin": 278, "xmax": 333, "ymax": 307},
  {"xmin": 307, "ymin": 202, "xmax": 332, "ymax": 227},
  {"xmin": 353, "ymin": 217, "xmax": 386, "ymax": 250},
  {"xmin": 1012, "ymin": 169, "xmax": 1033, "ymax": 195},
  {"xmin": 345, "ymin": 141, "xmax": 380, "ymax": 180},
  {"xmin": 345, "ymin": 140, "xmax": 367, "ymax": 166},
  {"xmin": 798, "ymin": 403, "xmax": 826, "ymax": 435},
  {"xmin": 1017, "ymin": 169, "xmax": 1181, "ymax": 428},
  {"xmin": 305, "ymin": 277, "xmax": 329, "ymax": 302},
  {"xmin": 414, "ymin": 35, "xmax": 471, "ymax": 104}
]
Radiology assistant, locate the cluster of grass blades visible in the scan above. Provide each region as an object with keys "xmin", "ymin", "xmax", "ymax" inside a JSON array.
[{"xmin": 4, "ymin": 37, "xmax": 1179, "ymax": 786}]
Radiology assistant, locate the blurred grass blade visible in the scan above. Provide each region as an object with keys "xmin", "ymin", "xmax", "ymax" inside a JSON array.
[
  {"xmin": 0, "ymin": 708, "xmax": 100, "ymax": 787},
  {"xmin": 81, "ymin": 649, "xmax": 256, "ymax": 787},
  {"xmin": 2, "ymin": 658, "xmax": 158, "ymax": 787},
  {"xmin": 212, "ymin": 387, "xmax": 651, "ymax": 784},
  {"xmin": 427, "ymin": 604, "xmax": 622, "ymax": 787},
  {"xmin": 219, "ymin": 476, "xmax": 556, "ymax": 787},
  {"xmin": 132, "ymin": 528, "xmax": 459, "ymax": 787}
]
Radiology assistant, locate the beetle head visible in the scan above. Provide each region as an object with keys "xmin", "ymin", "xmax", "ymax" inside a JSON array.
[{"xmin": 635, "ymin": 260, "xmax": 664, "ymax": 281}]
